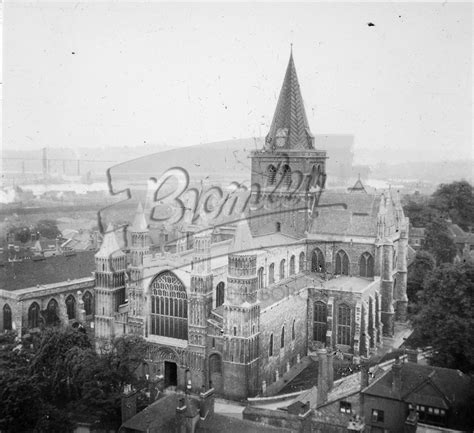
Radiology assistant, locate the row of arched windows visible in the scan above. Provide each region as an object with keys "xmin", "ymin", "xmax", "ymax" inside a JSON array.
[
  {"xmin": 23, "ymin": 291, "xmax": 93, "ymax": 330},
  {"xmin": 266, "ymin": 164, "xmax": 323, "ymax": 188},
  {"xmin": 310, "ymin": 248, "xmax": 374, "ymax": 278},
  {"xmin": 265, "ymin": 252, "xmax": 306, "ymax": 287},
  {"xmin": 269, "ymin": 320, "xmax": 296, "ymax": 357},
  {"xmin": 313, "ymin": 301, "xmax": 352, "ymax": 346}
]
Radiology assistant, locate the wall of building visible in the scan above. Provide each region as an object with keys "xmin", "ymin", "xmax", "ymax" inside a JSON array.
[{"xmin": 363, "ymin": 394, "xmax": 407, "ymax": 433}]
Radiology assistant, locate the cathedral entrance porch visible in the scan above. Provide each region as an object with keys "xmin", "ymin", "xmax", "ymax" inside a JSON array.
[{"xmin": 164, "ymin": 361, "xmax": 178, "ymax": 388}]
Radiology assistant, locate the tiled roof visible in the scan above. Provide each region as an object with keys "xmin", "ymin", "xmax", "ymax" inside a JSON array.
[
  {"xmin": 266, "ymin": 52, "xmax": 313, "ymax": 150},
  {"xmin": 363, "ymin": 362, "xmax": 472, "ymax": 409},
  {"xmin": 0, "ymin": 250, "xmax": 96, "ymax": 291},
  {"xmin": 309, "ymin": 191, "xmax": 381, "ymax": 237}
]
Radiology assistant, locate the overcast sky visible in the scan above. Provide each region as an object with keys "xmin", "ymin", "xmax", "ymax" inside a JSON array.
[{"xmin": 3, "ymin": 1, "xmax": 472, "ymax": 165}]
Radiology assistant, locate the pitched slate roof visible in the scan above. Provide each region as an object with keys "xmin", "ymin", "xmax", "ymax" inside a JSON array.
[
  {"xmin": 309, "ymin": 191, "xmax": 382, "ymax": 237},
  {"xmin": 363, "ymin": 362, "xmax": 472, "ymax": 410},
  {"xmin": 0, "ymin": 250, "xmax": 96, "ymax": 291},
  {"xmin": 266, "ymin": 52, "xmax": 314, "ymax": 150}
]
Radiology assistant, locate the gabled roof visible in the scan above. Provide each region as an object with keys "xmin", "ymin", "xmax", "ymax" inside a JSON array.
[
  {"xmin": 0, "ymin": 250, "xmax": 95, "ymax": 291},
  {"xmin": 95, "ymin": 224, "xmax": 125, "ymax": 259},
  {"xmin": 348, "ymin": 177, "xmax": 367, "ymax": 193},
  {"xmin": 363, "ymin": 362, "xmax": 472, "ymax": 411},
  {"xmin": 266, "ymin": 52, "xmax": 314, "ymax": 150}
]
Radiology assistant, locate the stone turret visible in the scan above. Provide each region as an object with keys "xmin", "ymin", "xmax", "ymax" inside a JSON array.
[{"xmin": 222, "ymin": 218, "xmax": 260, "ymax": 398}]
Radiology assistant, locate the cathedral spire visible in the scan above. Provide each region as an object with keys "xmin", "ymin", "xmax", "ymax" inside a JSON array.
[
  {"xmin": 131, "ymin": 202, "xmax": 148, "ymax": 232},
  {"xmin": 266, "ymin": 51, "xmax": 314, "ymax": 150}
]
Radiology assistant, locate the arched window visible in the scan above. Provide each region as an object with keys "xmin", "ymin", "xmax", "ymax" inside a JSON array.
[
  {"xmin": 216, "ymin": 282, "xmax": 225, "ymax": 308},
  {"xmin": 281, "ymin": 164, "xmax": 291, "ymax": 187},
  {"xmin": 66, "ymin": 295, "xmax": 76, "ymax": 320},
  {"xmin": 335, "ymin": 250, "xmax": 350, "ymax": 275},
  {"xmin": 209, "ymin": 353, "xmax": 222, "ymax": 375},
  {"xmin": 28, "ymin": 302, "xmax": 40, "ymax": 328},
  {"xmin": 289, "ymin": 255, "xmax": 295, "ymax": 275},
  {"xmin": 313, "ymin": 301, "xmax": 327, "ymax": 342},
  {"xmin": 359, "ymin": 252, "xmax": 374, "ymax": 278},
  {"xmin": 292, "ymin": 319, "xmax": 296, "ymax": 340},
  {"xmin": 269, "ymin": 263, "xmax": 275, "ymax": 284},
  {"xmin": 267, "ymin": 165, "xmax": 277, "ymax": 185},
  {"xmin": 337, "ymin": 304, "xmax": 351, "ymax": 346},
  {"xmin": 257, "ymin": 267, "xmax": 264, "ymax": 289},
  {"xmin": 281, "ymin": 326, "xmax": 285, "ymax": 348},
  {"xmin": 276, "ymin": 222, "xmax": 281, "ymax": 232},
  {"xmin": 311, "ymin": 248, "xmax": 325, "ymax": 273},
  {"xmin": 279, "ymin": 259, "xmax": 286, "ymax": 280},
  {"xmin": 299, "ymin": 252, "xmax": 305, "ymax": 273},
  {"xmin": 83, "ymin": 291, "xmax": 93, "ymax": 316},
  {"xmin": 269, "ymin": 334, "xmax": 274, "ymax": 356},
  {"xmin": 3, "ymin": 304, "xmax": 12, "ymax": 331},
  {"xmin": 45, "ymin": 299, "xmax": 60, "ymax": 326},
  {"xmin": 150, "ymin": 271, "xmax": 188, "ymax": 340}
]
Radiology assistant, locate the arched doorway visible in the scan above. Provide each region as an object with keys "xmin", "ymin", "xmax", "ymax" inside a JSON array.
[
  {"xmin": 208, "ymin": 353, "xmax": 223, "ymax": 393},
  {"xmin": 3, "ymin": 304, "xmax": 12, "ymax": 331}
]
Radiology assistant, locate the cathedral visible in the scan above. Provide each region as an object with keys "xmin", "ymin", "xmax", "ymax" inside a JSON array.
[{"xmin": 94, "ymin": 52, "xmax": 409, "ymax": 400}]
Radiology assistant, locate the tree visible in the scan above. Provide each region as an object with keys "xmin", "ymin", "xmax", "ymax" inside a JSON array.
[
  {"xmin": 403, "ymin": 200, "xmax": 439, "ymax": 228},
  {"xmin": 424, "ymin": 218, "xmax": 457, "ymax": 264},
  {"xmin": 407, "ymin": 251, "xmax": 436, "ymax": 311},
  {"xmin": 34, "ymin": 219, "xmax": 61, "ymax": 239},
  {"xmin": 412, "ymin": 261, "xmax": 474, "ymax": 373},
  {"xmin": 430, "ymin": 181, "xmax": 474, "ymax": 231}
]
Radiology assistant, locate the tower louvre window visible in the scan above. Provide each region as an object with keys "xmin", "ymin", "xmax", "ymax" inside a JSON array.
[
  {"xmin": 281, "ymin": 164, "xmax": 291, "ymax": 187},
  {"xmin": 267, "ymin": 165, "xmax": 277, "ymax": 185}
]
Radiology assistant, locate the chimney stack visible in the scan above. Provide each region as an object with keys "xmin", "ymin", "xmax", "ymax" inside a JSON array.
[
  {"xmin": 199, "ymin": 387, "xmax": 215, "ymax": 419},
  {"xmin": 317, "ymin": 348, "xmax": 329, "ymax": 406},
  {"xmin": 406, "ymin": 349, "xmax": 419, "ymax": 364},
  {"xmin": 121, "ymin": 384, "xmax": 137, "ymax": 423},
  {"xmin": 360, "ymin": 356, "xmax": 370, "ymax": 389},
  {"xmin": 392, "ymin": 358, "xmax": 403, "ymax": 396}
]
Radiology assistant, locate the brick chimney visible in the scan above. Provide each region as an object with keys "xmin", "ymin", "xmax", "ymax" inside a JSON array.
[
  {"xmin": 404, "ymin": 408, "xmax": 418, "ymax": 433},
  {"xmin": 360, "ymin": 357, "xmax": 370, "ymax": 390},
  {"xmin": 406, "ymin": 349, "xmax": 419, "ymax": 364},
  {"xmin": 392, "ymin": 358, "xmax": 403, "ymax": 396},
  {"xmin": 317, "ymin": 348, "xmax": 329, "ymax": 406},
  {"xmin": 176, "ymin": 397, "xmax": 187, "ymax": 433},
  {"xmin": 199, "ymin": 387, "xmax": 215, "ymax": 419},
  {"xmin": 121, "ymin": 384, "xmax": 137, "ymax": 424}
]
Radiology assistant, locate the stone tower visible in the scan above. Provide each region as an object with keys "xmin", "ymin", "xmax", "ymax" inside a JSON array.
[
  {"xmin": 94, "ymin": 223, "xmax": 127, "ymax": 341},
  {"xmin": 249, "ymin": 51, "xmax": 327, "ymax": 238},
  {"xmin": 394, "ymin": 192, "xmax": 408, "ymax": 322},
  {"xmin": 128, "ymin": 202, "xmax": 150, "ymax": 335},
  {"xmin": 188, "ymin": 228, "xmax": 214, "ymax": 392},
  {"xmin": 222, "ymin": 219, "xmax": 260, "ymax": 399}
]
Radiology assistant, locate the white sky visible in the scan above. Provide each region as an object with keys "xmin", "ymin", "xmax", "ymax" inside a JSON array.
[{"xmin": 3, "ymin": 1, "xmax": 473, "ymax": 165}]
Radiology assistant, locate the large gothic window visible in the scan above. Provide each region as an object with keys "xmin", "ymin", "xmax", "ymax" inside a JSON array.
[
  {"xmin": 216, "ymin": 282, "xmax": 225, "ymax": 308},
  {"xmin": 359, "ymin": 252, "xmax": 374, "ymax": 278},
  {"xmin": 337, "ymin": 304, "xmax": 351, "ymax": 346},
  {"xmin": 281, "ymin": 164, "xmax": 291, "ymax": 187},
  {"xmin": 257, "ymin": 267, "xmax": 264, "ymax": 289},
  {"xmin": 66, "ymin": 295, "xmax": 76, "ymax": 320},
  {"xmin": 150, "ymin": 271, "xmax": 188, "ymax": 340},
  {"xmin": 267, "ymin": 165, "xmax": 277, "ymax": 185},
  {"xmin": 279, "ymin": 259, "xmax": 286, "ymax": 280},
  {"xmin": 313, "ymin": 301, "xmax": 327, "ymax": 342},
  {"xmin": 83, "ymin": 291, "xmax": 93, "ymax": 316},
  {"xmin": 299, "ymin": 252, "xmax": 305, "ymax": 273},
  {"xmin": 335, "ymin": 250, "xmax": 350, "ymax": 275},
  {"xmin": 3, "ymin": 304, "xmax": 12, "ymax": 331},
  {"xmin": 28, "ymin": 302, "xmax": 40, "ymax": 328},
  {"xmin": 311, "ymin": 248, "xmax": 325, "ymax": 273},
  {"xmin": 45, "ymin": 299, "xmax": 60, "ymax": 326},
  {"xmin": 289, "ymin": 255, "xmax": 295, "ymax": 275},
  {"xmin": 269, "ymin": 263, "xmax": 275, "ymax": 284}
]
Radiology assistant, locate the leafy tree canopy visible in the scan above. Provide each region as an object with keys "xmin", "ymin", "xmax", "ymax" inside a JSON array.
[
  {"xmin": 407, "ymin": 250, "xmax": 436, "ymax": 308},
  {"xmin": 424, "ymin": 218, "xmax": 457, "ymax": 265},
  {"xmin": 34, "ymin": 219, "xmax": 62, "ymax": 239},
  {"xmin": 412, "ymin": 261, "xmax": 474, "ymax": 373}
]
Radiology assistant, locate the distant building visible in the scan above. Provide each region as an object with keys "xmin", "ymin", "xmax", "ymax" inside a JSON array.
[
  {"xmin": 0, "ymin": 251, "xmax": 95, "ymax": 333},
  {"xmin": 408, "ymin": 226, "xmax": 425, "ymax": 250}
]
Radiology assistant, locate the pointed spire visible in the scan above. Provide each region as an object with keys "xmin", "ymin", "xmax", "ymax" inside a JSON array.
[
  {"xmin": 266, "ymin": 51, "xmax": 314, "ymax": 150},
  {"xmin": 231, "ymin": 216, "xmax": 254, "ymax": 254},
  {"xmin": 95, "ymin": 223, "xmax": 125, "ymax": 259},
  {"xmin": 131, "ymin": 202, "xmax": 148, "ymax": 232}
]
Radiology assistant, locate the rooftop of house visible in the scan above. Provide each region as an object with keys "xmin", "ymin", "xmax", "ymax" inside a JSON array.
[
  {"xmin": 409, "ymin": 226, "xmax": 426, "ymax": 237},
  {"xmin": 362, "ymin": 361, "xmax": 472, "ymax": 411},
  {"xmin": 120, "ymin": 392, "xmax": 291, "ymax": 433},
  {"xmin": 0, "ymin": 250, "xmax": 96, "ymax": 291}
]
